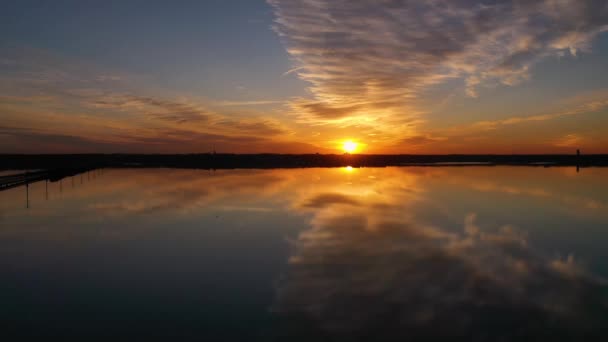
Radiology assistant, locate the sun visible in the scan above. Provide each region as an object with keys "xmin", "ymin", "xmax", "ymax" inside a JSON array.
[{"xmin": 342, "ymin": 140, "xmax": 359, "ymax": 153}]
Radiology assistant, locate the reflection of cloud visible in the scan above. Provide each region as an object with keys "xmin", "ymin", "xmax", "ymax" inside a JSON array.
[
  {"xmin": 3, "ymin": 166, "xmax": 608, "ymax": 340},
  {"xmin": 89, "ymin": 169, "xmax": 290, "ymax": 217},
  {"xmin": 275, "ymin": 190, "xmax": 608, "ymax": 339},
  {"xmin": 449, "ymin": 173, "xmax": 608, "ymax": 211},
  {"xmin": 299, "ymin": 193, "xmax": 361, "ymax": 208}
]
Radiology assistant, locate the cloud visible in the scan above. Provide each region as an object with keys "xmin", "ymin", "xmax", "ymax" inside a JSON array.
[
  {"xmin": 282, "ymin": 66, "xmax": 306, "ymax": 77},
  {"xmin": 0, "ymin": 45, "xmax": 129, "ymax": 91},
  {"xmin": 289, "ymin": 98, "xmax": 366, "ymax": 120},
  {"xmin": 0, "ymin": 125, "xmax": 122, "ymax": 153},
  {"xmin": 0, "ymin": 46, "xmax": 304, "ymax": 153},
  {"xmin": 0, "ymin": 95, "xmax": 56, "ymax": 104},
  {"xmin": 554, "ymin": 133, "xmax": 584, "ymax": 148},
  {"xmin": 432, "ymin": 97, "xmax": 608, "ymax": 144},
  {"xmin": 215, "ymin": 100, "xmax": 283, "ymax": 106},
  {"xmin": 89, "ymin": 94, "xmax": 211, "ymax": 123},
  {"xmin": 470, "ymin": 99, "xmax": 608, "ymax": 131},
  {"xmin": 269, "ymin": 0, "xmax": 608, "ymax": 130},
  {"xmin": 0, "ymin": 120, "xmax": 297, "ymax": 154},
  {"xmin": 83, "ymin": 92, "xmax": 292, "ymax": 136},
  {"xmin": 399, "ymin": 134, "xmax": 446, "ymax": 147},
  {"xmin": 213, "ymin": 118, "xmax": 289, "ymax": 136},
  {"xmin": 95, "ymin": 75, "xmax": 122, "ymax": 82}
]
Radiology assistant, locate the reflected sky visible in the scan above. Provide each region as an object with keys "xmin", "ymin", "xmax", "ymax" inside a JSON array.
[{"xmin": 1, "ymin": 167, "xmax": 608, "ymax": 340}]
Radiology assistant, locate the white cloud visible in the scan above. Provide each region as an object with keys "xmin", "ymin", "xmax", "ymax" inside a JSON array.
[{"xmin": 269, "ymin": 0, "xmax": 608, "ymax": 129}]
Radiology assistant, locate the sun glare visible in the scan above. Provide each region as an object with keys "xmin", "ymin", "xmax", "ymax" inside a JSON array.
[{"xmin": 342, "ymin": 140, "xmax": 358, "ymax": 153}]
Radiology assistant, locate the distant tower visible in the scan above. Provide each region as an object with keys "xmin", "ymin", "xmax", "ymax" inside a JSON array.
[{"xmin": 577, "ymin": 149, "xmax": 580, "ymax": 157}]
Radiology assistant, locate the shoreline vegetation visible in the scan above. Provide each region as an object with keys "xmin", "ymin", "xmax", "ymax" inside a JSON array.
[
  {"xmin": 1, "ymin": 153, "xmax": 606, "ymax": 191},
  {"xmin": 2, "ymin": 153, "xmax": 608, "ymax": 170}
]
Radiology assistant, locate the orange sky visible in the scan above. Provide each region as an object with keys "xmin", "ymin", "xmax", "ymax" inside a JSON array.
[{"xmin": 1, "ymin": 1, "xmax": 608, "ymax": 154}]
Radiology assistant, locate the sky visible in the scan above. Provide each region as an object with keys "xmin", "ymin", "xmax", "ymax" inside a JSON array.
[{"xmin": 0, "ymin": 0, "xmax": 607, "ymax": 154}]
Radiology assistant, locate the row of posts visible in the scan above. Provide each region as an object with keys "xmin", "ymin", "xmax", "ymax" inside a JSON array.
[{"xmin": 24, "ymin": 169, "xmax": 103, "ymax": 209}]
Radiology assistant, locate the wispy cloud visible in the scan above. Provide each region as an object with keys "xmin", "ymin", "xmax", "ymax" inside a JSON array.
[
  {"xmin": 85, "ymin": 92, "xmax": 291, "ymax": 136},
  {"xmin": 0, "ymin": 125, "xmax": 125, "ymax": 153},
  {"xmin": 0, "ymin": 45, "xmax": 316, "ymax": 153},
  {"xmin": 399, "ymin": 134, "xmax": 447, "ymax": 147},
  {"xmin": 88, "ymin": 94, "xmax": 211, "ymax": 123},
  {"xmin": 468, "ymin": 99, "xmax": 608, "ymax": 131},
  {"xmin": 215, "ymin": 100, "xmax": 284, "ymax": 106},
  {"xmin": 554, "ymin": 133, "xmax": 584, "ymax": 148},
  {"xmin": 269, "ymin": 0, "xmax": 608, "ymax": 135},
  {"xmin": 281, "ymin": 66, "xmax": 305, "ymax": 77}
]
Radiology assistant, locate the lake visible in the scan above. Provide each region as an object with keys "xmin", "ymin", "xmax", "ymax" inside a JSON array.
[{"xmin": 1, "ymin": 167, "xmax": 608, "ymax": 340}]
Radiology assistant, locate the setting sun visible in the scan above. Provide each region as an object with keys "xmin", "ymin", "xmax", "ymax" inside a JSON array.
[{"xmin": 342, "ymin": 140, "xmax": 359, "ymax": 153}]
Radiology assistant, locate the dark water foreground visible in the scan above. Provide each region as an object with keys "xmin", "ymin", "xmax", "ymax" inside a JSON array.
[{"xmin": 1, "ymin": 167, "xmax": 608, "ymax": 341}]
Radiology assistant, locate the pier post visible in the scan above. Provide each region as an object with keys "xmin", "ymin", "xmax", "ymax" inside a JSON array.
[{"xmin": 25, "ymin": 170, "xmax": 29, "ymax": 208}]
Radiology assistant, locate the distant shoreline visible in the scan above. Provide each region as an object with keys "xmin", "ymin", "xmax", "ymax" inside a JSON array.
[
  {"xmin": 1, "ymin": 153, "xmax": 607, "ymax": 170},
  {"xmin": 1, "ymin": 154, "xmax": 606, "ymax": 191}
]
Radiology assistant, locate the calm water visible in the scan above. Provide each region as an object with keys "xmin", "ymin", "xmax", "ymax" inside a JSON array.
[{"xmin": 1, "ymin": 167, "xmax": 608, "ymax": 340}]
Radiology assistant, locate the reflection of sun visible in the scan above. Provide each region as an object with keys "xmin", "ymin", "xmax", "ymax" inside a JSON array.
[
  {"xmin": 342, "ymin": 140, "xmax": 359, "ymax": 153},
  {"xmin": 344, "ymin": 166, "xmax": 354, "ymax": 172}
]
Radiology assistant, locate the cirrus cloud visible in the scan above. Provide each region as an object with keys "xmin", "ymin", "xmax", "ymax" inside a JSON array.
[{"xmin": 269, "ymin": 0, "xmax": 608, "ymax": 131}]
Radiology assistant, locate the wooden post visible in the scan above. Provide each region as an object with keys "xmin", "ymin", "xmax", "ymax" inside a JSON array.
[{"xmin": 25, "ymin": 170, "xmax": 29, "ymax": 208}]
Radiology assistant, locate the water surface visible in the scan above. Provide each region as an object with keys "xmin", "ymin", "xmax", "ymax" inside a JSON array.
[{"xmin": 1, "ymin": 167, "xmax": 607, "ymax": 340}]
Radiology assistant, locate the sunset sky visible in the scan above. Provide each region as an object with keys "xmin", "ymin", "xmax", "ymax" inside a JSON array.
[{"xmin": 1, "ymin": 0, "xmax": 607, "ymax": 154}]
